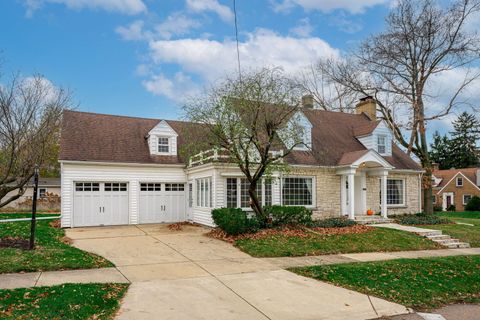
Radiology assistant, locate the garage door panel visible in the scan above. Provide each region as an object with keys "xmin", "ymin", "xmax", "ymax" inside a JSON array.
[{"xmin": 139, "ymin": 183, "xmax": 185, "ymax": 224}]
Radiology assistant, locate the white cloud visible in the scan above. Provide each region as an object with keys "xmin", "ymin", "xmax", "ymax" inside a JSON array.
[
  {"xmin": 116, "ymin": 14, "xmax": 200, "ymax": 42},
  {"xmin": 116, "ymin": 20, "xmax": 150, "ymax": 41},
  {"xmin": 155, "ymin": 13, "xmax": 201, "ymax": 40},
  {"xmin": 142, "ymin": 28, "xmax": 339, "ymax": 100},
  {"xmin": 329, "ymin": 12, "xmax": 363, "ymax": 33},
  {"xmin": 142, "ymin": 72, "xmax": 200, "ymax": 101},
  {"xmin": 24, "ymin": 0, "xmax": 146, "ymax": 16},
  {"xmin": 186, "ymin": 0, "xmax": 234, "ymax": 22},
  {"xmin": 148, "ymin": 28, "xmax": 339, "ymax": 81},
  {"xmin": 289, "ymin": 18, "xmax": 313, "ymax": 37},
  {"xmin": 271, "ymin": 0, "xmax": 390, "ymax": 14}
]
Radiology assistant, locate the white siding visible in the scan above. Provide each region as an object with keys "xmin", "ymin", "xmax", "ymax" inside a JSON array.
[
  {"xmin": 61, "ymin": 162, "xmax": 186, "ymax": 227},
  {"xmin": 186, "ymin": 165, "xmax": 218, "ymax": 226},
  {"xmin": 147, "ymin": 120, "xmax": 178, "ymax": 156},
  {"xmin": 357, "ymin": 121, "xmax": 393, "ymax": 156}
]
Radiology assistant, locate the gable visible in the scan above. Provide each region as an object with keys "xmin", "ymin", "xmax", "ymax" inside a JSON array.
[
  {"xmin": 356, "ymin": 120, "xmax": 393, "ymax": 156},
  {"xmin": 436, "ymin": 172, "xmax": 480, "ymax": 194},
  {"xmin": 147, "ymin": 120, "xmax": 179, "ymax": 156}
]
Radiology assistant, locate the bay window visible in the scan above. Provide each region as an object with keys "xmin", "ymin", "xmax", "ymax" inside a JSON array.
[
  {"xmin": 282, "ymin": 177, "xmax": 313, "ymax": 206},
  {"xmin": 226, "ymin": 178, "xmax": 272, "ymax": 208}
]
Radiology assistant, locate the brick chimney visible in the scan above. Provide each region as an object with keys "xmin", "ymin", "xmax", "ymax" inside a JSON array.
[
  {"xmin": 302, "ymin": 94, "xmax": 314, "ymax": 109},
  {"xmin": 432, "ymin": 163, "xmax": 440, "ymax": 172},
  {"xmin": 355, "ymin": 96, "xmax": 377, "ymax": 121}
]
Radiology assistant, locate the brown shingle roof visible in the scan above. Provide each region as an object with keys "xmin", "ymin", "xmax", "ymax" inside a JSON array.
[
  {"xmin": 433, "ymin": 168, "xmax": 480, "ymax": 188},
  {"xmin": 337, "ymin": 150, "xmax": 370, "ymax": 166},
  {"xmin": 60, "ymin": 109, "xmax": 421, "ymax": 170}
]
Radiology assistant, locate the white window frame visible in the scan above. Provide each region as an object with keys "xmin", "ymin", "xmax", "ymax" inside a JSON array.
[
  {"xmin": 195, "ymin": 177, "xmax": 212, "ymax": 208},
  {"xmin": 456, "ymin": 177, "xmax": 463, "ymax": 187},
  {"xmin": 385, "ymin": 178, "xmax": 406, "ymax": 207},
  {"xmin": 225, "ymin": 178, "xmax": 273, "ymax": 209},
  {"xmin": 38, "ymin": 188, "xmax": 47, "ymax": 198},
  {"xmin": 377, "ymin": 135, "xmax": 387, "ymax": 154},
  {"xmin": 157, "ymin": 136, "xmax": 170, "ymax": 154},
  {"xmin": 463, "ymin": 194, "xmax": 472, "ymax": 205},
  {"xmin": 281, "ymin": 176, "xmax": 315, "ymax": 207}
]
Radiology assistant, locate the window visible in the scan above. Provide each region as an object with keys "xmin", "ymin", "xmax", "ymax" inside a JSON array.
[
  {"xmin": 104, "ymin": 183, "xmax": 127, "ymax": 191},
  {"xmin": 188, "ymin": 183, "xmax": 193, "ymax": 208},
  {"xmin": 158, "ymin": 137, "xmax": 169, "ymax": 153},
  {"xmin": 282, "ymin": 177, "xmax": 313, "ymax": 206},
  {"xmin": 38, "ymin": 188, "xmax": 47, "ymax": 198},
  {"xmin": 196, "ymin": 177, "xmax": 212, "ymax": 207},
  {"xmin": 456, "ymin": 177, "xmax": 463, "ymax": 187},
  {"xmin": 464, "ymin": 194, "xmax": 472, "ymax": 205},
  {"xmin": 432, "ymin": 195, "xmax": 437, "ymax": 204},
  {"xmin": 140, "ymin": 183, "xmax": 161, "ymax": 191},
  {"xmin": 165, "ymin": 183, "xmax": 185, "ymax": 191},
  {"xmin": 226, "ymin": 178, "xmax": 272, "ymax": 208},
  {"xmin": 386, "ymin": 179, "xmax": 404, "ymax": 206},
  {"xmin": 377, "ymin": 135, "xmax": 387, "ymax": 154},
  {"xmin": 75, "ymin": 182, "xmax": 100, "ymax": 192}
]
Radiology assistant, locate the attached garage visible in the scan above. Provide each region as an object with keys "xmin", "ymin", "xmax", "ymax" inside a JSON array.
[
  {"xmin": 139, "ymin": 183, "xmax": 186, "ymax": 224},
  {"xmin": 73, "ymin": 182, "xmax": 129, "ymax": 227}
]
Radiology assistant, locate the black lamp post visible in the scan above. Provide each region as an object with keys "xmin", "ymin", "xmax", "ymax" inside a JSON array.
[{"xmin": 29, "ymin": 166, "xmax": 39, "ymax": 250}]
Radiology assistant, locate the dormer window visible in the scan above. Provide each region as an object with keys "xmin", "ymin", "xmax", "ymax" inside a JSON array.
[
  {"xmin": 377, "ymin": 135, "xmax": 387, "ymax": 154},
  {"xmin": 158, "ymin": 137, "xmax": 169, "ymax": 153}
]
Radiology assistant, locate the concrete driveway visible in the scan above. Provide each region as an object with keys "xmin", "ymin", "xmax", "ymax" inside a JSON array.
[{"xmin": 66, "ymin": 224, "xmax": 409, "ymax": 320}]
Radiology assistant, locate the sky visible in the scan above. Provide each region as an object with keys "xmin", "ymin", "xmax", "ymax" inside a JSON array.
[{"xmin": 0, "ymin": 0, "xmax": 478, "ymax": 137}]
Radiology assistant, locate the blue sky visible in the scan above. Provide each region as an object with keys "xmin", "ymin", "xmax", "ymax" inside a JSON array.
[
  {"xmin": 0, "ymin": 0, "xmax": 393, "ymax": 120},
  {"xmin": 0, "ymin": 0, "xmax": 477, "ymax": 137}
]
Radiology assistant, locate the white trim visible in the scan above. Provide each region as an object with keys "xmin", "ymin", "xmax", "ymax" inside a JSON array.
[
  {"xmin": 384, "ymin": 178, "xmax": 406, "ymax": 208},
  {"xmin": 281, "ymin": 175, "xmax": 316, "ymax": 208},
  {"xmin": 59, "ymin": 160, "xmax": 185, "ymax": 168},
  {"xmin": 442, "ymin": 192, "xmax": 454, "ymax": 211},
  {"xmin": 456, "ymin": 176, "xmax": 464, "ymax": 187},
  {"xmin": 463, "ymin": 194, "xmax": 472, "ymax": 205},
  {"xmin": 437, "ymin": 172, "xmax": 480, "ymax": 194}
]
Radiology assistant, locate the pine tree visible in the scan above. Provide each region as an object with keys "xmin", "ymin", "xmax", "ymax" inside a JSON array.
[
  {"xmin": 429, "ymin": 131, "xmax": 454, "ymax": 169},
  {"xmin": 449, "ymin": 112, "xmax": 480, "ymax": 168}
]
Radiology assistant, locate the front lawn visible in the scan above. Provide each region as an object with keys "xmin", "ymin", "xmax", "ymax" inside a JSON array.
[
  {"xmin": 426, "ymin": 212, "xmax": 480, "ymax": 247},
  {"xmin": 0, "ymin": 283, "xmax": 128, "ymax": 319},
  {"xmin": 0, "ymin": 213, "xmax": 112, "ymax": 273},
  {"xmin": 291, "ymin": 255, "xmax": 480, "ymax": 310},
  {"xmin": 235, "ymin": 228, "xmax": 440, "ymax": 257}
]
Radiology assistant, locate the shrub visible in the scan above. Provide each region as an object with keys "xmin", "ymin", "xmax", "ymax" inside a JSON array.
[
  {"xmin": 465, "ymin": 196, "xmax": 480, "ymax": 211},
  {"xmin": 211, "ymin": 208, "xmax": 259, "ymax": 235},
  {"xmin": 447, "ymin": 204, "xmax": 456, "ymax": 212},
  {"xmin": 433, "ymin": 205, "xmax": 443, "ymax": 212},
  {"xmin": 264, "ymin": 206, "xmax": 312, "ymax": 227},
  {"xmin": 307, "ymin": 217, "xmax": 356, "ymax": 228},
  {"xmin": 395, "ymin": 212, "xmax": 452, "ymax": 225}
]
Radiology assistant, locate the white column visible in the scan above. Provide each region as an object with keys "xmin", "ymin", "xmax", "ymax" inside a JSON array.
[
  {"xmin": 348, "ymin": 173, "xmax": 355, "ymax": 220},
  {"xmin": 381, "ymin": 174, "xmax": 388, "ymax": 218},
  {"xmin": 360, "ymin": 172, "xmax": 367, "ymax": 215},
  {"xmin": 340, "ymin": 175, "xmax": 347, "ymax": 216}
]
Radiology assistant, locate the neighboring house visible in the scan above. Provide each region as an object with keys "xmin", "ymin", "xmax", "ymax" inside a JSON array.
[
  {"xmin": 432, "ymin": 166, "xmax": 480, "ymax": 211},
  {"xmin": 59, "ymin": 97, "xmax": 423, "ymax": 228},
  {"xmin": 2, "ymin": 178, "xmax": 61, "ymax": 211}
]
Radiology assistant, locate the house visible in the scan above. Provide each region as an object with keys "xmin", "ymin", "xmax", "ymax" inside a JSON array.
[
  {"xmin": 432, "ymin": 166, "xmax": 480, "ymax": 211},
  {"xmin": 59, "ymin": 97, "xmax": 423, "ymax": 228},
  {"xmin": 2, "ymin": 177, "xmax": 61, "ymax": 211}
]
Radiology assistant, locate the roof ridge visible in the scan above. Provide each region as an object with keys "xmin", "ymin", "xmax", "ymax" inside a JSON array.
[{"xmin": 64, "ymin": 109, "xmax": 196, "ymax": 125}]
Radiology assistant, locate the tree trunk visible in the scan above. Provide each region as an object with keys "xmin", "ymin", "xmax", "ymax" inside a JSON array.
[
  {"xmin": 418, "ymin": 100, "xmax": 434, "ymax": 215},
  {"xmin": 422, "ymin": 165, "xmax": 434, "ymax": 214},
  {"xmin": 248, "ymin": 182, "xmax": 266, "ymax": 224}
]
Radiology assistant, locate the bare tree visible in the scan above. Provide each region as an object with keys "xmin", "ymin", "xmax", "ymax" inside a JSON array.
[
  {"xmin": 0, "ymin": 74, "xmax": 70, "ymax": 207},
  {"xmin": 183, "ymin": 68, "xmax": 305, "ymax": 222},
  {"xmin": 306, "ymin": 0, "xmax": 480, "ymax": 214}
]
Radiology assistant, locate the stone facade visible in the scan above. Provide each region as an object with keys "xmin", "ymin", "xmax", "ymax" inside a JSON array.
[
  {"xmin": 291, "ymin": 168, "xmax": 421, "ymax": 219},
  {"xmin": 366, "ymin": 172, "xmax": 421, "ymax": 215}
]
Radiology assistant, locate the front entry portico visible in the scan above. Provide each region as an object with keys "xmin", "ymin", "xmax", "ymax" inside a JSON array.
[{"xmin": 337, "ymin": 150, "xmax": 393, "ymax": 219}]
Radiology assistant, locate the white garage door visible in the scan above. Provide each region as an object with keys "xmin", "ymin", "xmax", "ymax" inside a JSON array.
[
  {"xmin": 139, "ymin": 183, "xmax": 186, "ymax": 224},
  {"xmin": 73, "ymin": 182, "xmax": 129, "ymax": 227}
]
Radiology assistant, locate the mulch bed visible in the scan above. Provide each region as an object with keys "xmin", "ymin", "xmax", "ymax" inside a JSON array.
[
  {"xmin": 0, "ymin": 237, "xmax": 30, "ymax": 250},
  {"xmin": 167, "ymin": 221, "xmax": 200, "ymax": 231},
  {"xmin": 206, "ymin": 225, "xmax": 374, "ymax": 243}
]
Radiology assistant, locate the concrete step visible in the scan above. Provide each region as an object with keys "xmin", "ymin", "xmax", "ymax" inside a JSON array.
[
  {"xmin": 446, "ymin": 242, "xmax": 470, "ymax": 249},
  {"xmin": 415, "ymin": 230, "xmax": 443, "ymax": 237},
  {"xmin": 355, "ymin": 216, "xmax": 393, "ymax": 225},
  {"xmin": 432, "ymin": 238, "xmax": 459, "ymax": 245},
  {"xmin": 426, "ymin": 235, "xmax": 450, "ymax": 241}
]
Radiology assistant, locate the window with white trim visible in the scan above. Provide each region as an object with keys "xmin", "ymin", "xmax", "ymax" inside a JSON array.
[
  {"xmin": 456, "ymin": 177, "xmax": 463, "ymax": 187},
  {"xmin": 385, "ymin": 179, "xmax": 405, "ymax": 206},
  {"xmin": 377, "ymin": 135, "xmax": 387, "ymax": 154},
  {"xmin": 157, "ymin": 137, "xmax": 169, "ymax": 153},
  {"xmin": 38, "ymin": 188, "xmax": 47, "ymax": 198},
  {"xmin": 226, "ymin": 178, "xmax": 272, "ymax": 208},
  {"xmin": 188, "ymin": 183, "xmax": 193, "ymax": 208},
  {"xmin": 105, "ymin": 183, "xmax": 127, "ymax": 191},
  {"xmin": 75, "ymin": 182, "xmax": 100, "ymax": 192},
  {"xmin": 463, "ymin": 194, "xmax": 472, "ymax": 205},
  {"xmin": 140, "ymin": 183, "xmax": 161, "ymax": 191},
  {"xmin": 196, "ymin": 177, "xmax": 212, "ymax": 207},
  {"xmin": 282, "ymin": 177, "xmax": 313, "ymax": 206},
  {"xmin": 165, "ymin": 183, "xmax": 185, "ymax": 191}
]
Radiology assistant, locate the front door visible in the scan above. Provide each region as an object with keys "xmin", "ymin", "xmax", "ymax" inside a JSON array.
[{"xmin": 442, "ymin": 192, "xmax": 454, "ymax": 211}]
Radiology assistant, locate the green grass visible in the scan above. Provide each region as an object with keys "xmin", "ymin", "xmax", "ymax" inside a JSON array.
[
  {"xmin": 235, "ymin": 228, "xmax": 440, "ymax": 257},
  {"xmin": 424, "ymin": 212, "xmax": 480, "ymax": 247},
  {"xmin": 0, "ymin": 213, "xmax": 113, "ymax": 273},
  {"xmin": 0, "ymin": 283, "xmax": 128, "ymax": 319},
  {"xmin": 291, "ymin": 255, "xmax": 480, "ymax": 310}
]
